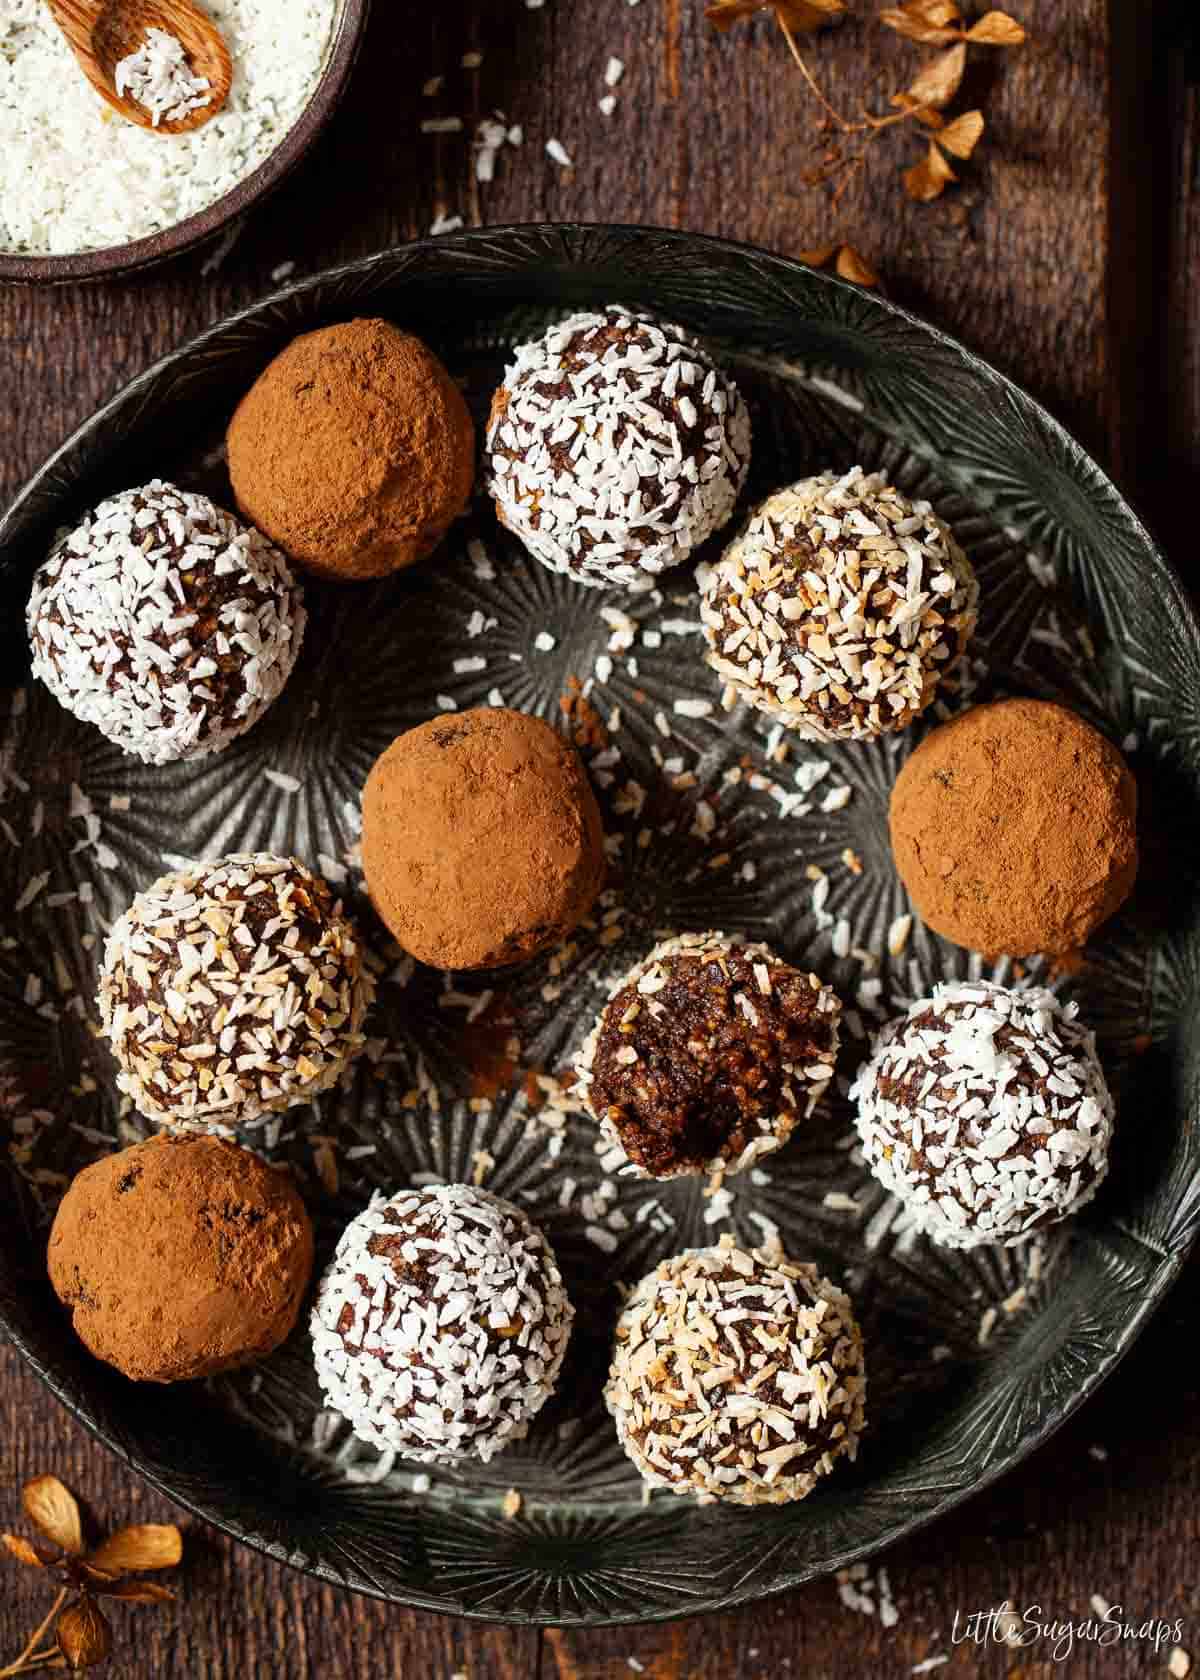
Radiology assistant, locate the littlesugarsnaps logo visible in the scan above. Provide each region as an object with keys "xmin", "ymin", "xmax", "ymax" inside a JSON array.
[{"xmin": 951, "ymin": 1601, "xmax": 1186, "ymax": 1664}]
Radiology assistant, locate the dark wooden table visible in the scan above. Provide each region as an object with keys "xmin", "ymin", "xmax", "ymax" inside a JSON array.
[{"xmin": 3, "ymin": 2, "xmax": 1200, "ymax": 1675}]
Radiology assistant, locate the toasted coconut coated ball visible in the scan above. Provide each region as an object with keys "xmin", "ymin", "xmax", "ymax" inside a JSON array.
[
  {"xmin": 47, "ymin": 1134, "xmax": 314, "ymax": 1383},
  {"xmin": 310, "ymin": 1184, "xmax": 574, "ymax": 1463},
  {"xmin": 575, "ymin": 931, "xmax": 841, "ymax": 1178},
  {"xmin": 98, "ymin": 853, "xmax": 373, "ymax": 1129},
  {"xmin": 698, "ymin": 468, "xmax": 977, "ymax": 739},
  {"xmin": 851, "ymin": 981, "xmax": 1114, "ymax": 1249},
  {"xmin": 606, "ymin": 1235, "xmax": 867, "ymax": 1505},
  {"xmin": 26, "ymin": 480, "xmax": 305, "ymax": 764},
  {"xmin": 486, "ymin": 307, "xmax": 751, "ymax": 588}
]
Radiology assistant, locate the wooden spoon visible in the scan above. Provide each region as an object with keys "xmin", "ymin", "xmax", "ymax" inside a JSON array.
[{"xmin": 44, "ymin": 0, "xmax": 232, "ymax": 135}]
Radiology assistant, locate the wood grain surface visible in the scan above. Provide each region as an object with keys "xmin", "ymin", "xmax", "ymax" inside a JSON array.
[{"xmin": 2, "ymin": 1, "xmax": 1199, "ymax": 1675}]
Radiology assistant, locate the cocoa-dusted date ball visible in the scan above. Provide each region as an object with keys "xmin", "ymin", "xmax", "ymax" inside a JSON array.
[
  {"xmin": 361, "ymin": 707, "xmax": 606, "ymax": 971},
  {"xmin": 889, "ymin": 698, "xmax": 1138, "ymax": 958},
  {"xmin": 575, "ymin": 931, "xmax": 841, "ymax": 1178},
  {"xmin": 48, "ymin": 1134, "xmax": 314, "ymax": 1383},
  {"xmin": 227, "ymin": 319, "xmax": 475, "ymax": 583}
]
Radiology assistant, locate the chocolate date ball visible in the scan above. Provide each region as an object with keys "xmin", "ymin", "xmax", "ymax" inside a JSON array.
[
  {"xmin": 890, "ymin": 698, "xmax": 1138, "ymax": 957},
  {"xmin": 310, "ymin": 1184, "xmax": 574, "ymax": 1463},
  {"xmin": 606, "ymin": 1234, "xmax": 867, "ymax": 1505},
  {"xmin": 26, "ymin": 480, "xmax": 305, "ymax": 764},
  {"xmin": 361, "ymin": 708, "xmax": 606, "ymax": 971},
  {"xmin": 48, "ymin": 1134, "xmax": 314, "ymax": 1383},
  {"xmin": 698, "ymin": 468, "xmax": 978, "ymax": 740},
  {"xmin": 575, "ymin": 931, "xmax": 841, "ymax": 1178},
  {"xmin": 227, "ymin": 319, "xmax": 476, "ymax": 583},
  {"xmin": 851, "ymin": 980, "xmax": 1114, "ymax": 1249},
  {"xmin": 98, "ymin": 852, "xmax": 373, "ymax": 1129},
  {"xmin": 486, "ymin": 307, "xmax": 751, "ymax": 589}
]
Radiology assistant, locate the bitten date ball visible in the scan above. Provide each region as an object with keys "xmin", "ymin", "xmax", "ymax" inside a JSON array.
[
  {"xmin": 575, "ymin": 931, "xmax": 841, "ymax": 1178},
  {"xmin": 48, "ymin": 1134, "xmax": 314, "ymax": 1383},
  {"xmin": 98, "ymin": 852, "xmax": 373, "ymax": 1130},
  {"xmin": 486, "ymin": 307, "xmax": 751, "ymax": 589},
  {"xmin": 698, "ymin": 468, "xmax": 978, "ymax": 740},
  {"xmin": 606, "ymin": 1234, "xmax": 867, "ymax": 1505},
  {"xmin": 227, "ymin": 319, "xmax": 475, "ymax": 583},
  {"xmin": 851, "ymin": 980, "xmax": 1114, "ymax": 1249},
  {"xmin": 26, "ymin": 480, "xmax": 305, "ymax": 765},
  {"xmin": 362, "ymin": 708, "xmax": 606, "ymax": 971},
  {"xmin": 890, "ymin": 698, "xmax": 1138, "ymax": 957},
  {"xmin": 310, "ymin": 1184, "xmax": 574, "ymax": 1463}
]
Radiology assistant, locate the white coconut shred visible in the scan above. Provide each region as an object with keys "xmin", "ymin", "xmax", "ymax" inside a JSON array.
[{"xmin": 0, "ymin": 0, "xmax": 337, "ymax": 256}]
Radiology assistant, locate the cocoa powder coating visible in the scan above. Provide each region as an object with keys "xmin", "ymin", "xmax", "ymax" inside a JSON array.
[
  {"xmin": 47, "ymin": 1134, "xmax": 314, "ymax": 1384},
  {"xmin": 226, "ymin": 318, "xmax": 475, "ymax": 582},
  {"xmin": 361, "ymin": 707, "xmax": 606, "ymax": 970},
  {"xmin": 890, "ymin": 698, "xmax": 1138, "ymax": 957}
]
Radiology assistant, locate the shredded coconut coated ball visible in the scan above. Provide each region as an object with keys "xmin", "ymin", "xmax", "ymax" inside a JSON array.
[
  {"xmin": 27, "ymin": 481, "xmax": 305, "ymax": 765},
  {"xmin": 606, "ymin": 1234, "xmax": 866, "ymax": 1505},
  {"xmin": 575, "ymin": 931, "xmax": 841, "ymax": 1178},
  {"xmin": 851, "ymin": 981, "xmax": 1114, "ymax": 1248},
  {"xmin": 697, "ymin": 468, "xmax": 978, "ymax": 739},
  {"xmin": 311, "ymin": 1184, "xmax": 575, "ymax": 1463},
  {"xmin": 486, "ymin": 307, "xmax": 751, "ymax": 589},
  {"xmin": 99, "ymin": 853, "xmax": 372, "ymax": 1130}
]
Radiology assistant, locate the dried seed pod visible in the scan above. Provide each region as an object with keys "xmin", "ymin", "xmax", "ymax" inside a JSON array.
[{"xmin": 57, "ymin": 1597, "xmax": 112, "ymax": 1670}]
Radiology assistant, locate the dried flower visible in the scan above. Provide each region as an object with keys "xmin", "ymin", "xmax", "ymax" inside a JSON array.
[
  {"xmin": 902, "ymin": 139, "xmax": 959, "ymax": 200},
  {"xmin": 799, "ymin": 242, "xmax": 880, "ymax": 287},
  {"xmin": 896, "ymin": 42, "xmax": 966, "ymax": 111},
  {"xmin": 705, "ymin": 0, "xmax": 1025, "ymax": 204},
  {"xmin": 1, "ymin": 1476, "xmax": 182, "ymax": 1677},
  {"xmin": 880, "ymin": 1, "xmax": 1026, "ymax": 46},
  {"xmin": 53, "ymin": 1604, "xmax": 109, "ymax": 1674}
]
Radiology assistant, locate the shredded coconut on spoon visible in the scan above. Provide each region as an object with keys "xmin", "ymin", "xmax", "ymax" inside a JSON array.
[{"xmin": 114, "ymin": 28, "xmax": 213, "ymax": 127}]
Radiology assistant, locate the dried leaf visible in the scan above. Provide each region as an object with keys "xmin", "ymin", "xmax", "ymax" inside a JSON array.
[
  {"xmin": 966, "ymin": 10, "xmax": 1026, "ymax": 44},
  {"xmin": 797, "ymin": 242, "xmax": 839, "ymax": 268},
  {"xmin": 902, "ymin": 41, "xmax": 967, "ymax": 110},
  {"xmin": 87, "ymin": 1524, "xmax": 182, "ymax": 1575},
  {"xmin": 77, "ymin": 1561, "xmax": 123, "ymax": 1587},
  {"xmin": 903, "ymin": 0, "xmax": 963, "ymax": 22},
  {"xmin": 777, "ymin": 0, "xmax": 846, "ymax": 23},
  {"xmin": 835, "ymin": 244, "xmax": 879, "ymax": 286},
  {"xmin": 23, "ymin": 1478, "xmax": 83, "ymax": 1557},
  {"xmin": 878, "ymin": 8, "xmax": 960, "ymax": 44},
  {"xmin": 101, "ymin": 1579, "xmax": 176, "ymax": 1605},
  {"xmin": 705, "ymin": 0, "xmax": 844, "ymax": 31},
  {"xmin": 937, "ymin": 107, "xmax": 985, "ymax": 157},
  {"xmin": 2, "ymin": 1532, "xmax": 53, "ymax": 1568},
  {"xmin": 902, "ymin": 140, "xmax": 958, "ymax": 200},
  {"xmin": 56, "ymin": 1599, "xmax": 111, "ymax": 1671}
]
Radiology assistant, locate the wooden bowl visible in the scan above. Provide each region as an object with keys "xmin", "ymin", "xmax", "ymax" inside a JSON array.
[{"xmin": 0, "ymin": 0, "xmax": 368, "ymax": 286}]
